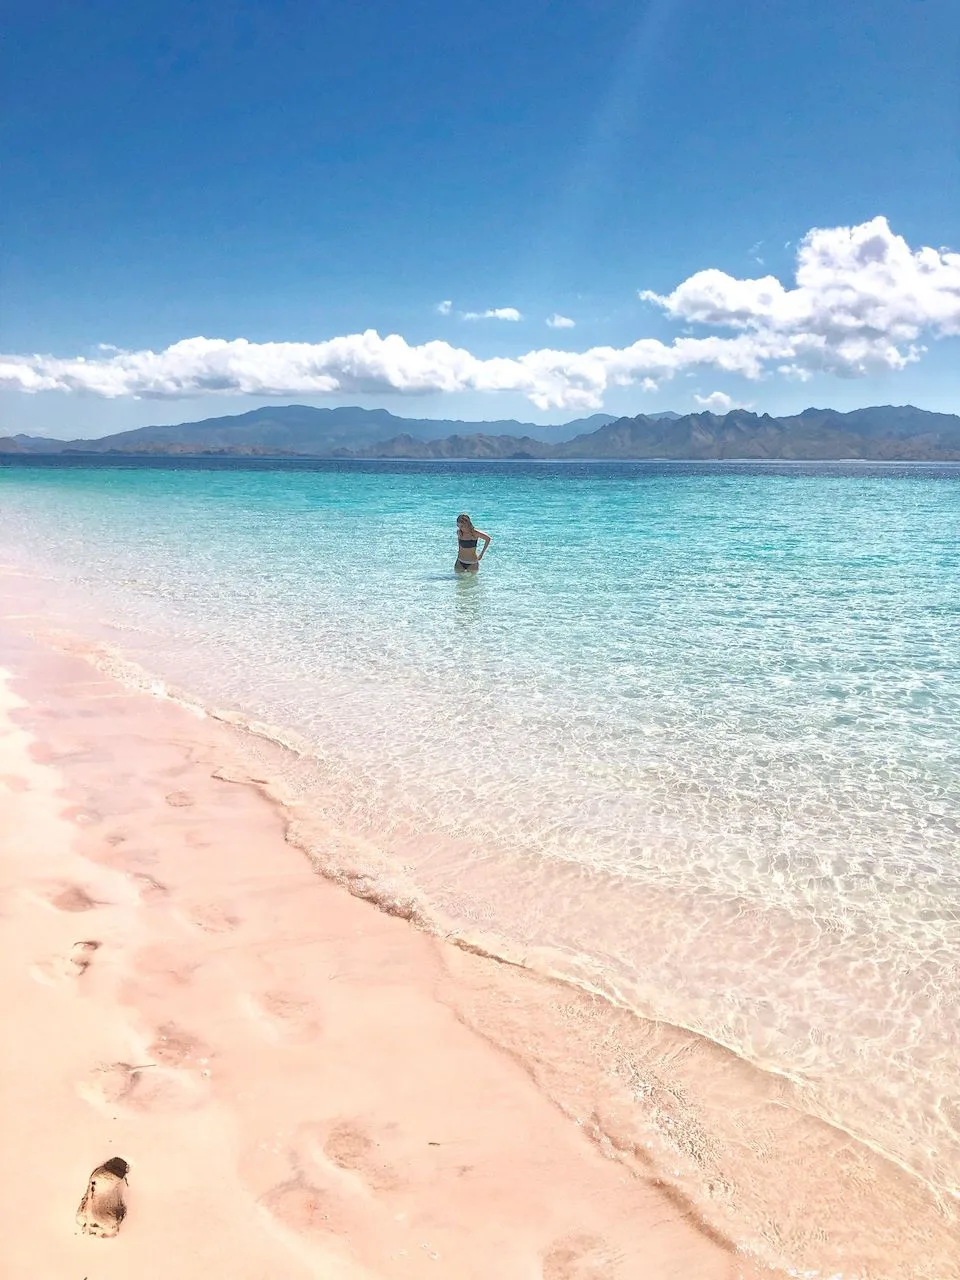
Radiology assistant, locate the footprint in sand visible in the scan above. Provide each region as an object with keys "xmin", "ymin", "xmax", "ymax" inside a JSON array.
[
  {"xmin": 32, "ymin": 940, "xmax": 101, "ymax": 985},
  {"xmin": 44, "ymin": 883, "xmax": 105, "ymax": 913},
  {"xmin": 147, "ymin": 1022, "xmax": 213, "ymax": 1069},
  {"xmin": 321, "ymin": 1120, "xmax": 399, "ymax": 1192},
  {"xmin": 247, "ymin": 990, "xmax": 321, "ymax": 1044},
  {"xmin": 129, "ymin": 872, "xmax": 168, "ymax": 903},
  {"xmin": 259, "ymin": 1124, "xmax": 413, "ymax": 1263},
  {"xmin": 542, "ymin": 1234, "xmax": 624, "ymax": 1280},
  {"xmin": 188, "ymin": 902, "xmax": 241, "ymax": 933},
  {"xmin": 284, "ymin": 1118, "xmax": 401, "ymax": 1196},
  {"xmin": 79, "ymin": 1060, "xmax": 205, "ymax": 1113},
  {"xmin": 260, "ymin": 1180, "xmax": 339, "ymax": 1236},
  {"xmin": 165, "ymin": 790, "xmax": 195, "ymax": 807},
  {"xmin": 76, "ymin": 1157, "xmax": 129, "ymax": 1237}
]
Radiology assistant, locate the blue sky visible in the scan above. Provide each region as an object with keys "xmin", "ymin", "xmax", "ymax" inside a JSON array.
[{"xmin": 2, "ymin": 0, "xmax": 958, "ymax": 437}]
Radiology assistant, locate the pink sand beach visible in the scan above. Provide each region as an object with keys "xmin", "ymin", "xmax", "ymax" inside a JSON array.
[
  {"xmin": 0, "ymin": 612, "xmax": 773, "ymax": 1279},
  {"xmin": 1, "ymin": 601, "xmax": 957, "ymax": 1279}
]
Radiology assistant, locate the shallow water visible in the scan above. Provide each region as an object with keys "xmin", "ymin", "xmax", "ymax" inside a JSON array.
[{"xmin": 3, "ymin": 457, "xmax": 960, "ymax": 1241}]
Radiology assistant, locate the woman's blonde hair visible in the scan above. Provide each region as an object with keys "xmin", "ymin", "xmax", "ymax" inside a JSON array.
[{"xmin": 456, "ymin": 512, "xmax": 476, "ymax": 536}]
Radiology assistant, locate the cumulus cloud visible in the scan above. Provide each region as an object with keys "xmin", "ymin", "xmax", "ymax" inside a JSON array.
[
  {"xmin": 435, "ymin": 300, "xmax": 453, "ymax": 315},
  {"xmin": 694, "ymin": 391, "xmax": 736, "ymax": 413},
  {"xmin": 462, "ymin": 306, "xmax": 522, "ymax": 321},
  {"xmin": 3, "ymin": 218, "xmax": 958, "ymax": 410},
  {"xmin": 546, "ymin": 314, "xmax": 576, "ymax": 329},
  {"xmin": 641, "ymin": 215, "xmax": 960, "ymax": 377},
  {"xmin": 701, "ymin": 389, "xmax": 752, "ymax": 409},
  {"xmin": 0, "ymin": 331, "xmax": 787, "ymax": 411}
]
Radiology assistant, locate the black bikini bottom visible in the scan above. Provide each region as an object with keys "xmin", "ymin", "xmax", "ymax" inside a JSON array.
[{"xmin": 456, "ymin": 560, "xmax": 478, "ymax": 571}]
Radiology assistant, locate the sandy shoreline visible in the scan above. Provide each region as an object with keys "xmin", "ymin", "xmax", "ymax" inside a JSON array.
[
  {"xmin": 0, "ymin": 619, "xmax": 771, "ymax": 1278},
  {"xmin": 2, "ymin": 605, "xmax": 959, "ymax": 1278}
]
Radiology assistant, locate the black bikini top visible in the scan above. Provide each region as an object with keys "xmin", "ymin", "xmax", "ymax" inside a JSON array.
[{"xmin": 458, "ymin": 537, "xmax": 478, "ymax": 548}]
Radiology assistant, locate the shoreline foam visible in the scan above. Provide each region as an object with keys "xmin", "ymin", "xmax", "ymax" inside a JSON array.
[{"xmin": 0, "ymin": 602, "xmax": 958, "ymax": 1275}]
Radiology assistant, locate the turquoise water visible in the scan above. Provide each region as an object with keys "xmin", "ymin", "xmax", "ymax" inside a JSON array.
[{"xmin": 3, "ymin": 457, "xmax": 960, "ymax": 1215}]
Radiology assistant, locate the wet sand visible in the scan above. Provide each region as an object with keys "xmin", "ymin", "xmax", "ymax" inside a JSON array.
[{"xmin": 0, "ymin": 620, "xmax": 768, "ymax": 1279}]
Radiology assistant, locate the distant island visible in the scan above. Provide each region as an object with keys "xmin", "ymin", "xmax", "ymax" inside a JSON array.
[{"xmin": 3, "ymin": 403, "xmax": 960, "ymax": 461}]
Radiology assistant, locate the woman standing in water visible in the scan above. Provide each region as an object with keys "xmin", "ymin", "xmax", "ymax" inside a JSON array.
[{"xmin": 455, "ymin": 513, "xmax": 491, "ymax": 573}]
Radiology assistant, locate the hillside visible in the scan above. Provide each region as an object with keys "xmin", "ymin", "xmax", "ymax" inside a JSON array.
[
  {"xmin": 0, "ymin": 405, "xmax": 619, "ymax": 455},
  {"xmin": 553, "ymin": 408, "xmax": 960, "ymax": 461},
  {"xmin": 2, "ymin": 405, "xmax": 958, "ymax": 461},
  {"xmin": 342, "ymin": 406, "xmax": 960, "ymax": 461}
]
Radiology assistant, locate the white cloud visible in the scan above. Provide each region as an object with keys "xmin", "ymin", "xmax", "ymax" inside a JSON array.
[
  {"xmin": 696, "ymin": 389, "xmax": 757, "ymax": 409},
  {"xmin": 3, "ymin": 219, "xmax": 958, "ymax": 410},
  {"xmin": 0, "ymin": 330, "xmax": 782, "ymax": 411},
  {"xmin": 694, "ymin": 391, "xmax": 735, "ymax": 413},
  {"xmin": 640, "ymin": 215, "xmax": 960, "ymax": 377},
  {"xmin": 435, "ymin": 300, "xmax": 452, "ymax": 316},
  {"xmin": 462, "ymin": 307, "xmax": 522, "ymax": 321},
  {"xmin": 546, "ymin": 314, "xmax": 576, "ymax": 329}
]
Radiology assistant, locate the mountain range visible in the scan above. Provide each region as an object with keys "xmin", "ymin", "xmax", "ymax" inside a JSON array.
[
  {"xmin": 2, "ymin": 404, "xmax": 960, "ymax": 461},
  {"xmin": 0, "ymin": 406, "xmax": 626, "ymax": 455}
]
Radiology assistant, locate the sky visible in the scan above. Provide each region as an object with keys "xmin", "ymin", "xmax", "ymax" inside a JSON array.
[{"xmin": 2, "ymin": 0, "xmax": 959, "ymax": 439}]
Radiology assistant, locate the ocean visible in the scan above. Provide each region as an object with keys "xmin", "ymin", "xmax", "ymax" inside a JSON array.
[{"xmin": 2, "ymin": 455, "xmax": 959, "ymax": 1269}]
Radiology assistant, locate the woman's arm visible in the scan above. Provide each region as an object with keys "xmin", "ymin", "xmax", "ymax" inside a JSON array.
[{"xmin": 475, "ymin": 530, "xmax": 492, "ymax": 559}]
